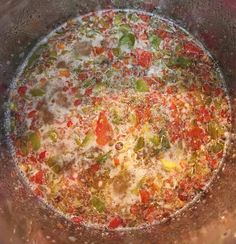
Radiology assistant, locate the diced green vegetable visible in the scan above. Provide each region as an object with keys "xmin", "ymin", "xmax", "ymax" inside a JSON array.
[
  {"xmin": 91, "ymin": 196, "xmax": 105, "ymax": 213},
  {"xmin": 30, "ymin": 88, "xmax": 45, "ymax": 97},
  {"xmin": 208, "ymin": 122, "xmax": 223, "ymax": 139},
  {"xmin": 135, "ymin": 79, "xmax": 149, "ymax": 92},
  {"xmin": 112, "ymin": 110, "xmax": 123, "ymax": 125},
  {"xmin": 75, "ymin": 136, "xmax": 81, "ymax": 146},
  {"xmin": 112, "ymin": 47, "xmax": 121, "ymax": 57},
  {"xmin": 119, "ymin": 24, "xmax": 132, "ymax": 34},
  {"xmin": 96, "ymin": 151, "xmax": 111, "ymax": 163},
  {"xmin": 160, "ymin": 129, "xmax": 170, "ymax": 150},
  {"xmin": 134, "ymin": 137, "xmax": 145, "ymax": 152},
  {"xmin": 81, "ymin": 130, "xmax": 94, "ymax": 147},
  {"xmin": 150, "ymin": 135, "xmax": 160, "ymax": 147},
  {"xmin": 167, "ymin": 56, "xmax": 192, "ymax": 68},
  {"xmin": 119, "ymin": 33, "xmax": 135, "ymax": 49},
  {"xmin": 149, "ymin": 34, "xmax": 161, "ymax": 50},
  {"xmin": 48, "ymin": 131, "xmax": 58, "ymax": 142},
  {"xmin": 20, "ymin": 141, "xmax": 29, "ymax": 156},
  {"xmin": 28, "ymin": 132, "xmax": 41, "ymax": 151},
  {"xmin": 210, "ymin": 141, "xmax": 224, "ymax": 153},
  {"xmin": 52, "ymin": 164, "xmax": 61, "ymax": 174},
  {"xmin": 49, "ymin": 50, "xmax": 57, "ymax": 59},
  {"xmin": 128, "ymin": 113, "xmax": 137, "ymax": 125},
  {"xmin": 46, "ymin": 157, "xmax": 62, "ymax": 174},
  {"xmin": 114, "ymin": 13, "xmax": 124, "ymax": 25}
]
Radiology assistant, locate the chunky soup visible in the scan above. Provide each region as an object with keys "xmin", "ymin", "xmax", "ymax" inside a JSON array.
[{"xmin": 9, "ymin": 10, "xmax": 231, "ymax": 229}]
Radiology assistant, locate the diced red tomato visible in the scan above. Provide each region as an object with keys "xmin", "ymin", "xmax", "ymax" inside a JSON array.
[
  {"xmin": 74, "ymin": 99, "xmax": 81, "ymax": 106},
  {"xmin": 187, "ymin": 126, "xmax": 205, "ymax": 138},
  {"xmin": 67, "ymin": 120, "xmax": 73, "ymax": 127},
  {"xmin": 144, "ymin": 206, "xmax": 156, "ymax": 222},
  {"xmin": 135, "ymin": 105, "xmax": 151, "ymax": 127},
  {"xmin": 108, "ymin": 216, "xmax": 123, "ymax": 229},
  {"xmin": 140, "ymin": 189, "xmax": 150, "ymax": 204},
  {"xmin": 28, "ymin": 155, "xmax": 38, "ymax": 165},
  {"xmin": 78, "ymin": 72, "xmax": 88, "ymax": 81},
  {"xmin": 18, "ymin": 86, "xmax": 27, "ymax": 96},
  {"xmin": 90, "ymin": 163, "xmax": 100, "ymax": 173},
  {"xmin": 114, "ymin": 158, "xmax": 119, "ymax": 166},
  {"xmin": 139, "ymin": 14, "xmax": 151, "ymax": 22},
  {"xmin": 38, "ymin": 151, "xmax": 47, "ymax": 161},
  {"xmin": 136, "ymin": 49, "xmax": 153, "ymax": 68},
  {"xmin": 34, "ymin": 187, "xmax": 43, "ymax": 197},
  {"xmin": 93, "ymin": 47, "xmax": 105, "ymax": 56},
  {"xmin": 163, "ymin": 189, "xmax": 174, "ymax": 202},
  {"xmin": 203, "ymin": 83, "xmax": 212, "ymax": 94},
  {"xmin": 84, "ymin": 87, "xmax": 93, "ymax": 96},
  {"xmin": 107, "ymin": 49, "xmax": 113, "ymax": 62},
  {"xmin": 71, "ymin": 216, "xmax": 83, "ymax": 224},
  {"xmin": 206, "ymin": 155, "xmax": 218, "ymax": 169},
  {"xmin": 30, "ymin": 170, "xmax": 44, "ymax": 184},
  {"xmin": 130, "ymin": 204, "xmax": 139, "ymax": 215},
  {"xmin": 95, "ymin": 111, "xmax": 113, "ymax": 146},
  {"xmin": 28, "ymin": 110, "xmax": 37, "ymax": 118},
  {"xmin": 183, "ymin": 42, "xmax": 203, "ymax": 57},
  {"xmin": 155, "ymin": 29, "xmax": 171, "ymax": 39},
  {"xmin": 197, "ymin": 106, "xmax": 212, "ymax": 123},
  {"xmin": 91, "ymin": 97, "xmax": 103, "ymax": 105}
]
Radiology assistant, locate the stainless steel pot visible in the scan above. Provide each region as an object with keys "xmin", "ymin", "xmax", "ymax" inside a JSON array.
[{"xmin": 0, "ymin": 1, "xmax": 236, "ymax": 243}]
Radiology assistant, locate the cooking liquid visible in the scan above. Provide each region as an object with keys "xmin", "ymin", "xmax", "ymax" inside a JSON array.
[{"xmin": 6, "ymin": 9, "xmax": 232, "ymax": 229}]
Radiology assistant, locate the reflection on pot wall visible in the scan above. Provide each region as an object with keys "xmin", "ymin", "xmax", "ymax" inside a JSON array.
[{"xmin": 0, "ymin": 0, "xmax": 235, "ymax": 243}]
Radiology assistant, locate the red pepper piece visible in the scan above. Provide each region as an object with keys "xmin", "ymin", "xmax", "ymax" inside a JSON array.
[
  {"xmin": 28, "ymin": 110, "xmax": 37, "ymax": 118},
  {"xmin": 74, "ymin": 99, "xmax": 81, "ymax": 106},
  {"xmin": 95, "ymin": 111, "xmax": 113, "ymax": 146},
  {"xmin": 30, "ymin": 170, "xmax": 44, "ymax": 184},
  {"xmin": 108, "ymin": 216, "xmax": 123, "ymax": 229},
  {"xmin": 90, "ymin": 163, "xmax": 100, "ymax": 173},
  {"xmin": 140, "ymin": 189, "xmax": 150, "ymax": 204},
  {"xmin": 183, "ymin": 42, "xmax": 203, "ymax": 57},
  {"xmin": 39, "ymin": 151, "xmax": 47, "ymax": 161},
  {"xmin": 136, "ymin": 49, "xmax": 153, "ymax": 68},
  {"xmin": 18, "ymin": 86, "xmax": 27, "ymax": 96},
  {"xmin": 71, "ymin": 216, "xmax": 83, "ymax": 224}
]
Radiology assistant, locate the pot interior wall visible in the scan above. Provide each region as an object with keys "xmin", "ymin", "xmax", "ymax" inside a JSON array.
[{"xmin": 0, "ymin": 0, "xmax": 236, "ymax": 243}]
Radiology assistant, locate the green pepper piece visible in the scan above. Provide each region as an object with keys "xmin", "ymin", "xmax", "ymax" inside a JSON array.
[
  {"xmin": 91, "ymin": 196, "xmax": 105, "ymax": 213},
  {"xmin": 167, "ymin": 56, "xmax": 192, "ymax": 68},
  {"xmin": 119, "ymin": 24, "xmax": 132, "ymax": 34},
  {"xmin": 211, "ymin": 141, "xmax": 224, "ymax": 153},
  {"xmin": 134, "ymin": 137, "xmax": 145, "ymax": 152},
  {"xmin": 96, "ymin": 151, "xmax": 112, "ymax": 163},
  {"xmin": 160, "ymin": 129, "xmax": 170, "ymax": 150},
  {"xmin": 52, "ymin": 164, "xmax": 61, "ymax": 174},
  {"xmin": 135, "ymin": 79, "xmax": 149, "ymax": 92},
  {"xmin": 28, "ymin": 132, "xmax": 41, "ymax": 151},
  {"xmin": 20, "ymin": 140, "xmax": 29, "ymax": 156},
  {"xmin": 46, "ymin": 157, "xmax": 61, "ymax": 174},
  {"xmin": 81, "ymin": 130, "xmax": 94, "ymax": 147},
  {"xmin": 48, "ymin": 131, "xmax": 58, "ymax": 142},
  {"xmin": 49, "ymin": 50, "xmax": 57, "ymax": 59},
  {"xmin": 112, "ymin": 110, "xmax": 123, "ymax": 125},
  {"xmin": 119, "ymin": 33, "xmax": 135, "ymax": 49},
  {"xmin": 30, "ymin": 88, "xmax": 45, "ymax": 97},
  {"xmin": 149, "ymin": 34, "xmax": 161, "ymax": 50},
  {"xmin": 112, "ymin": 47, "xmax": 121, "ymax": 57},
  {"xmin": 150, "ymin": 135, "xmax": 160, "ymax": 147},
  {"xmin": 208, "ymin": 122, "xmax": 223, "ymax": 139}
]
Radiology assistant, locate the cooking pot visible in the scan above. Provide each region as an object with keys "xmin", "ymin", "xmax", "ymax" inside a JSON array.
[{"xmin": 0, "ymin": 0, "xmax": 236, "ymax": 243}]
